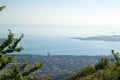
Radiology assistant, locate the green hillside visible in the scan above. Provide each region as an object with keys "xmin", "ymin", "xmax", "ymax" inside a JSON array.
[{"xmin": 67, "ymin": 50, "xmax": 120, "ymax": 80}]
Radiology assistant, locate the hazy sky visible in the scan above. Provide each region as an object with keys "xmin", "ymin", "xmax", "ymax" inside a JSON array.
[{"xmin": 0, "ymin": 0, "xmax": 120, "ymax": 36}]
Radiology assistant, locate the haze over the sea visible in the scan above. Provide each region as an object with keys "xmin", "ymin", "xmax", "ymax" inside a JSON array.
[{"xmin": 0, "ymin": 0, "xmax": 120, "ymax": 37}]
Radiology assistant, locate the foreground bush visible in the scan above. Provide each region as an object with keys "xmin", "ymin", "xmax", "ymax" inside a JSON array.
[{"xmin": 68, "ymin": 50, "xmax": 120, "ymax": 80}]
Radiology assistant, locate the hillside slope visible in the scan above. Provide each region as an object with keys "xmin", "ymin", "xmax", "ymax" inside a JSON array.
[{"xmin": 67, "ymin": 50, "xmax": 120, "ymax": 80}]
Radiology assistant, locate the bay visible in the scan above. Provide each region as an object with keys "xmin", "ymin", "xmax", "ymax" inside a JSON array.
[{"xmin": 18, "ymin": 35, "xmax": 120, "ymax": 55}]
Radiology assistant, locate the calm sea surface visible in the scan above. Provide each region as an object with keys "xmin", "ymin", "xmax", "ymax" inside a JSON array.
[
  {"xmin": 1, "ymin": 25, "xmax": 120, "ymax": 55},
  {"xmin": 17, "ymin": 35, "xmax": 120, "ymax": 55}
]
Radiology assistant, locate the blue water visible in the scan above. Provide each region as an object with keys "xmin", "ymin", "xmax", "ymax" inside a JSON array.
[
  {"xmin": 17, "ymin": 35, "xmax": 120, "ymax": 55},
  {"xmin": 1, "ymin": 25, "xmax": 120, "ymax": 55}
]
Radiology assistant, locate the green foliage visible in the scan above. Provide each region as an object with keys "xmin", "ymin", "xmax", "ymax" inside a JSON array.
[
  {"xmin": 67, "ymin": 65, "xmax": 95, "ymax": 80},
  {"xmin": 41, "ymin": 76, "xmax": 52, "ymax": 80},
  {"xmin": 0, "ymin": 30, "xmax": 23, "ymax": 71},
  {"xmin": 68, "ymin": 50, "xmax": 120, "ymax": 80},
  {"xmin": 77, "ymin": 65, "xmax": 95, "ymax": 77},
  {"xmin": 0, "ymin": 31, "xmax": 51, "ymax": 80},
  {"xmin": 0, "ymin": 60, "xmax": 42, "ymax": 80},
  {"xmin": 95, "ymin": 57, "xmax": 109, "ymax": 70},
  {"xmin": 111, "ymin": 50, "xmax": 120, "ymax": 66},
  {"xmin": 0, "ymin": 30, "xmax": 24, "ymax": 54},
  {"xmin": 0, "ymin": 6, "xmax": 5, "ymax": 11}
]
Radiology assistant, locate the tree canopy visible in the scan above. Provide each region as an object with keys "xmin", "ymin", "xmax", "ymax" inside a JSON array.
[
  {"xmin": 0, "ymin": 30, "xmax": 45, "ymax": 80},
  {"xmin": 0, "ymin": 6, "xmax": 5, "ymax": 11}
]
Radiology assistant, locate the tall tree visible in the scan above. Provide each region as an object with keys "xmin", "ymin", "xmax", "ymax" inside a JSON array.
[{"xmin": 0, "ymin": 30, "xmax": 44, "ymax": 80}]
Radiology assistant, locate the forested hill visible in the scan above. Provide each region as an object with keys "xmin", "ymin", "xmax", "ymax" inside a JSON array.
[{"xmin": 71, "ymin": 35, "xmax": 120, "ymax": 41}]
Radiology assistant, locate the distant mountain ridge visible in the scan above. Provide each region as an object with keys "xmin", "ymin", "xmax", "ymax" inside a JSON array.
[{"xmin": 71, "ymin": 35, "xmax": 120, "ymax": 41}]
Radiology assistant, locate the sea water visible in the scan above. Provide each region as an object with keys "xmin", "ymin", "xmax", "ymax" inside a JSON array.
[
  {"xmin": 17, "ymin": 35, "xmax": 120, "ymax": 56},
  {"xmin": 1, "ymin": 25, "xmax": 120, "ymax": 55}
]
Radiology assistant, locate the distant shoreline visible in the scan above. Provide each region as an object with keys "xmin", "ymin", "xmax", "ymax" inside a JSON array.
[
  {"xmin": 70, "ymin": 35, "xmax": 120, "ymax": 42},
  {"xmin": 9, "ymin": 53, "xmax": 112, "ymax": 57}
]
